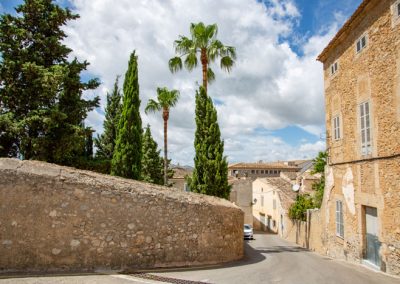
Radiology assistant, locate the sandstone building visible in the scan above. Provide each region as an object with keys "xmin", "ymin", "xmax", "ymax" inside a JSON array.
[
  {"xmin": 228, "ymin": 161, "xmax": 300, "ymax": 179},
  {"xmin": 252, "ymin": 178, "xmax": 297, "ymax": 236},
  {"xmin": 317, "ymin": 0, "xmax": 400, "ymax": 274},
  {"xmin": 229, "ymin": 178, "xmax": 253, "ymax": 225}
]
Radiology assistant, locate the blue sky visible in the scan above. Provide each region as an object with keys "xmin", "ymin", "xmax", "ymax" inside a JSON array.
[{"xmin": 1, "ymin": 0, "xmax": 363, "ymax": 164}]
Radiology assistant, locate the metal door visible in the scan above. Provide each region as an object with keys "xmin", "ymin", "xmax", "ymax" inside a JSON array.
[{"xmin": 365, "ymin": 207, "xmax": 381, "ymax": 267}]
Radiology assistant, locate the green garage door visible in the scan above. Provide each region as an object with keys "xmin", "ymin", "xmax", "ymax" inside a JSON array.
[{"xmin": 365, "ymin": 207, "xmax": 381, "ymax": 268}]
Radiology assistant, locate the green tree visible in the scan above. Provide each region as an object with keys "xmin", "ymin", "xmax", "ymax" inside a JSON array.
[
  {"xmin": 0, "ymin": 0, "xmax": 99, "ymax": 163},
  {"xmin": 312, "ymin": 151, "xmax": 327, "ymax": 208},
  {"xmin": 288, "ymin": 194, "xmax": 314, "ymax": 221},
  {"xmin": 84, "ymin": 128, "xmax": 94, "ymax": 159},
  {"xmin": 190, "ymin": 87, "xmax": 230, "ymax": 199},
  {"xmin": 145, "ymin": 87, "xmax": 180, "ymax": 185},
  {"xmin": 141, "ymin": 125, "xmax": 164, "ymax": 185},
  {"xmin": 169, "ymin": 22, "xmax": 236, "ymax": 92},
  {"xmin": 111, "ymin": 51, "xmax": 142, "ymax": 179},
  {"xmin": 94, "ymin": 76, "xmax": 122, "ymax": 160}
]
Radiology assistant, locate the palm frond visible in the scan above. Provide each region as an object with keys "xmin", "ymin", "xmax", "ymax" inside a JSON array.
[
  {"xmin": 174, "ymin": 36, "xmax": 194, "ymax": 55},
  {"xmin": 220, "ymin": 56, "xmax": 234, "ymax": 72},
  {"xmin": 205, "ymin": 23, "xmax": 218, "ymax": 41},
  {"xmin": 225, "ymin": 46, "xmax": 237, "ymax": 60},
  {"xmin": 208, "ymin": 39, "xmax": 223, "ymax": 62},
  {"xmin": 145, "ymin": 99, "xmax": 161, "ymax": 114},
  {"xmin": 157, "ymin": 87, "xmax": 180, "ymax": 108},
  {"xmin": 168, "ymin": 57, "xmax": 183, "ymax": 73},
  {"xmin": 207, "ymin": 68, "xmax": 216, "ymax": 84},
  {"xmin": 184, "ymin": 52, "xmax": 198, "ymax": 71}
]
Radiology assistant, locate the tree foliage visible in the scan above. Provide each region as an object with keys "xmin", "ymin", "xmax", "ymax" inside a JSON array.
[
  {"xmin": 288, "ymin": 194, "xmax": 314, "ymax": 221},
  {"xmin": 169, "ymin": 22, "xmax": 236, "ymax": 92},
  {"xmin": 190, "ymin": 87, "xmax": 230, "ymax": 199},
  {"xmin": 94, "ymin": 76, "xmax": 122, "ymax": 160},
  {"xmin": 0, "ymin": 0, "xmax": 99, "ymax": 164},
  {"xmin": 141, "ymin": 125, "xmax": 163, "ymax": 185},
  {"xmin": 111, "ymin": 51, "xmax": 142, "ymax": 179},
  {"xmin": 289, "ymin": 151, "xmax": 327, "ymax": 220},
  {"xmin": 145, "ymin": 87, "xmax": 180, "ymax": 185},
  {"xmin": 312, "ymin": 151, "xmax": 327, "ymax": 208}
]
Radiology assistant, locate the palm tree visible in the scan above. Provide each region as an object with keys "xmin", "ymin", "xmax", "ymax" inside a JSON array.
[
  {"xmin": 145, "ymin": 87, "xmax": 180, "ymax": 186},
  {"xmin": 169, "ymin": 22, "xmax": 236, "ymax": 93}
]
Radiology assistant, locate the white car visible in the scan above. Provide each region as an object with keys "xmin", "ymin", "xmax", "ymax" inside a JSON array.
[{"xmin": 244, "ymin": 224, "xmax": 253, "ymax": 239}]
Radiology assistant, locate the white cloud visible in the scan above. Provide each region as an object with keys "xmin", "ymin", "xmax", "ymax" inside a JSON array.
[{"xmin": 65, "ymin": 0, "xmax": 334, "ymax": 165}]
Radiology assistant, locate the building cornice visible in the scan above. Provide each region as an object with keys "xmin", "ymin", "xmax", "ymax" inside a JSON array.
[{"xmin": 317, "ymin": 0, "xmax": 378, "ymax": 63}]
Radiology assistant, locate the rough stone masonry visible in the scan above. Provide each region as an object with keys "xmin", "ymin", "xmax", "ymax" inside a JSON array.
[{"xmin": 0, "ymin": 158, "xmax": 243, "ymax": 272}]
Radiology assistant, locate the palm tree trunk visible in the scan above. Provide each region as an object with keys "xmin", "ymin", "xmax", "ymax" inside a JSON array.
[
  {"xmin": 201, "ymin": 48, "xmax": 208, "ymax": 92},
  {"xmin": 163, "ymin": 109, "xmax": 169, "ymax": 186}
]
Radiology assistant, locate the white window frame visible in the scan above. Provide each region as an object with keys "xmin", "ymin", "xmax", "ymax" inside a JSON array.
[
  {"xmin": 336, "ymin": 200, "xmax": 344, "ymax": 238},
  {"xmin": 333, "ymin": 115, "xmax": 341, "ymax": 140},
  {"xmin": 330, "ymin": 61, "xmax": 339, "ymax": 75},
  {"xmin": 360, "ymin": 101, "xmax": 372, "ymax": 155},
  {"xmin": 356, "ymin": 34, "xmax": 367, "ymax": 53}
]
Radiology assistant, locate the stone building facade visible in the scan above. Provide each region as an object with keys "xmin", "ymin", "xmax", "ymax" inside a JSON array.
[
  {"xmin": 229, "ymin": 178, "xmax": 253, "ymax": 225},
  {"xmin": 317, "ymin": 0, "xmax": 400, "ymax": 275},
  {"xmin": 228, "ymin": 162, "xmax": 300, "ymax": 179}
]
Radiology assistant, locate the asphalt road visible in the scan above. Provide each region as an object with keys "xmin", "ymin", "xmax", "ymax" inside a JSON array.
[
  {"xmin": 150, "ymin": 232, "xmax": 399, "ymax": 284},
  {"xmin": 1, "ymin": 232, "xmax": 399, "ymax": 284}
]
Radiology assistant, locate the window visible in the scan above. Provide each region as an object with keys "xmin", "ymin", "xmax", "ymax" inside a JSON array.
[
  {"xmin": 360, "ymin": 101, "xmax": 372, "ymax": 155},
  {"xmin": 256, "ymin": 170, "xmax": 259, "ymax": 174},
  {"xmin": 333, "ymin": 116, "xmax": 341, "ymax": 140},
  {"xmin": 356, "ymin": 35, "xmax": 367, "ymax": 53},
  {"xmin": 261, "ymin": 196, "xmax": 264, "ymax": 207},
  {"xmin": 273, "ymin": 220, "xmax": 276, "ymax": 228},
  {"xmin": 330, "ymin": 61, "xmax": 338, "ymax": 75},
  {"xmin": 336, "ymin": 200, "xmax": 344, "ymax": 238},
  {"xmin": 261, "ymin": 170, "xmax": 265, "ymax": 174},
  {"xmin": 251, "ymin": 170, "xmax": 255, "ymax": 174},
  {"xmin": 273, "ymin": 199, "xmax": 276, "ymax": 210}
]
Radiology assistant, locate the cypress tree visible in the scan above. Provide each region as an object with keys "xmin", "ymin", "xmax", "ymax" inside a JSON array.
[
  {"xmin": 84, "ymin": 129, "xmax": 94, "ymax": 159},
  {"xmin": 94, "ymin": 76, "xmax": 122, "ymax": 160},
  {"xmin": 191, "ymin": 87, "xmax": 230, "ymax": 199},
  {"xmin": 0, "ymin": 0, "xmax": 99, "ymax": 163},
  {"xmin": 141, "ymin": 125, "xmax": 164, "ymax": 185},
  {"xmin": 111, "ymin": 51, "xmax": 142, "ymax": 179}
]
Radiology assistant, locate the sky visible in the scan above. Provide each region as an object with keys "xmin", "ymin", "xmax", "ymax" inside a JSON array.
[{"xmin": 1, "ymin": 0, "xmax": 363, "ymax": 166}]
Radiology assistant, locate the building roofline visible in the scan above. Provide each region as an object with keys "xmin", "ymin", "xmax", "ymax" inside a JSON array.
[
  {"xmin": 228, "ymin": 162, "xmax": 299, "ymax": 170},
  {"xmin": 317, "ymin": 0, "xmax": 376, "ymax": 62}
]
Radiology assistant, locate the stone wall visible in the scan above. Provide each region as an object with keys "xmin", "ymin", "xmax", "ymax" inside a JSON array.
[
  {"xmin": 0, "ymin": 159, "xmax": 243, "ymax": 272},
  {"xmin": 284, "ymin": 209, "xmax": 325, "ymax": 255}
]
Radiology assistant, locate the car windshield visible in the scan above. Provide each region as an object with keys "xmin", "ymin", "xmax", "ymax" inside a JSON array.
[{"xmin": 244, "ymin": 225, "xmax": 251, "ymax": 230}]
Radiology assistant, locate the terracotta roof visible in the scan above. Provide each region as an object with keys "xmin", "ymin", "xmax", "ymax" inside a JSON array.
[
  {"xmin": 280, "ymin": 171, "xmax": 298, "ymax": 180},
  {"xmin": 228, "ymin": 162, "xmax": 299, "ymax": 170},
  {"xmin": 317, "ymin": 0, "xmax": 376, "ymax": 62},
  {"xmin": 258, "ymin": 178, "xmax": 297, "ymax": 210}
]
